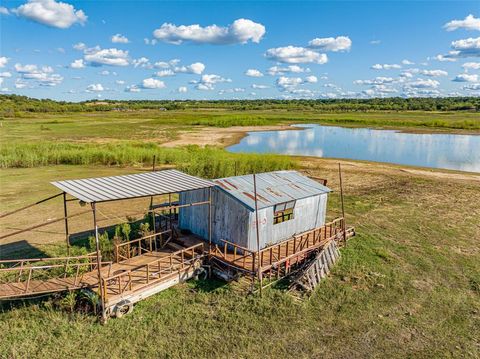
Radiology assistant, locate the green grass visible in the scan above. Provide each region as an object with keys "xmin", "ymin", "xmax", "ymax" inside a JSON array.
[
  {"xmin": 1, "ymin": 110, "xmax": 479, "ymax": 146},
  {"xmin": 0, "ymin": 108, "xmax": 479, "ymax": 357},
  {"xmin": 0, "ymin": 142, "xmax": 296, "ymax": 178},
  {"xmin": 0, "ymin": 163, "xmax": 479, "ymax": 358}
]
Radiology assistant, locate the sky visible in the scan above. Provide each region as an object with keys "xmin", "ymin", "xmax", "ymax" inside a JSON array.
[{"xmin": 0, "ymin": 0, "xmax": 479, "ymax": 101}]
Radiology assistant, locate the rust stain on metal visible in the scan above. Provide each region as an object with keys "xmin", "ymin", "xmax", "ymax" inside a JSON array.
[
  {"xmin": 257, "ymin": 193, "xmax": 270, "ymax": 203},
  {"xmin": 243, "ymin": 192, "xmax": 256, "ymax": 201},
  {"xmin": 224, "ymin": 179, "xmax": 238, "ymax": 189},
  {"xmin": 266, "ymin": 187, "xmax": 282, "ymax": 197},
  {"xmin": 289, "ymin": 183, "xmax": 304, "ymax": 190},
  {"xmin": 243, "ymin": 191, "xmax": 270, "ymax": 204},
  {"xmin": 215, "ymin": 180, "xmax": 229, "ymax": 190}
]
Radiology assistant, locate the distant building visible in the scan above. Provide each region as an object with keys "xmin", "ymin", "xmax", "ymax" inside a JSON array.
[{"xmin": 179, "ymin": 171, "xmax": 331, "ymax": 251}]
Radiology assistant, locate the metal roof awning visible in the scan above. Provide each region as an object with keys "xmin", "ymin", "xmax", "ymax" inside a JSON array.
[
  {"xmin": 214, "ymin": 170, "xmax": 331, "ymax": 211},
  {"xmin": 51, "ymin": 169, "xmax": 215, "ymax": 203}
]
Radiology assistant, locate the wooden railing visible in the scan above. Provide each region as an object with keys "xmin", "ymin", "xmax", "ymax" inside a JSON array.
[
  {"xmin": 0, "ymin": 253, "xmax": 112, "ymax": 297},
  {"xmin": 257, "ymin": 217, "xmax": 345, "ymax": 272},
  {"xmin": 209, "ymin": 218, "xmax": 347, "ymax": 274},
  {"xmin": 211, "ymin": 239, "xmax": 257, "ymax": 272},
  {"xmin": 114, "ymin": 229, "xmax": 173, "ymax": 262},
  {"xmin": 101, "ymin": 242, "xmax": 205, "ymax": 300}
]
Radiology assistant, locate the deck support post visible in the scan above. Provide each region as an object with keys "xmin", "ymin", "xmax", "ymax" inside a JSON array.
[
  {"xmin": 338, "ymin": 163, "xmax": 347, "ymax": 246},
  {"xmin": 149, "ymin": 155, "xmax": 156, "ymax": 210},
  {"xmin": 168, "ymin": 193, "xmax": 172, "ymax": 232},
  {"xmin": 91, "ymin": 202, "xmax": 105, "ymax": 322},
  {"xmin": 63, "ymin": 192, "xmax": 70, "ymax": 254},
  {"xmin": 208, "ymin": 187, "xmax": 212, "ymax": 249},
  {"xmin": 253, "ymin": 174, "xmax": 263, "ymax": 296},
  {"xmin": 152, "ymin": 208, "xmax": 157, "ymax": 251}
]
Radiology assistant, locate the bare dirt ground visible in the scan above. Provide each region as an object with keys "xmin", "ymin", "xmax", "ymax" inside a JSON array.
[{"xmin": 161, "ymin": 125, "xmax": 293, "ymax": 147}]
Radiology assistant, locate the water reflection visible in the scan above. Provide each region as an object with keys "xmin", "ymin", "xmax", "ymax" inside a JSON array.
[{"xmin": 228, "ymin": 124, "xmax": 480, "ymax": 173}]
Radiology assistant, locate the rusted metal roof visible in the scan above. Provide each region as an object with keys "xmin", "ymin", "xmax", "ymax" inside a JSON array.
[
  {"xmin": 51, "ymin": 169, "xmax": 215, "ymax": 203},
  {"xmin": 214, "ymin": 170, "xmax": 330, "ymax": 211}
]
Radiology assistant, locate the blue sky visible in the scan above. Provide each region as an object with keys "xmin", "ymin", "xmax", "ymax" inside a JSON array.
[{"xmin": 0, "ymin": 1, "xmax": 479, "ymax": 101}]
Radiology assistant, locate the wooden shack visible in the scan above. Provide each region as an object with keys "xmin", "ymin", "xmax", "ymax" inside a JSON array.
[{"xmin": 179, "ymin": 171, "xmax": 331, "ymax": 251}]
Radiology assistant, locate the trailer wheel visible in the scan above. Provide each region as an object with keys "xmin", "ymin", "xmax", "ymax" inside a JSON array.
[
  {"xmin": 113, "ymin": 300, "xmax": 133, "ymax": 318},
  {"xmin": 194, "ymin": 267, "xmax": 208, "ymax": 281}
]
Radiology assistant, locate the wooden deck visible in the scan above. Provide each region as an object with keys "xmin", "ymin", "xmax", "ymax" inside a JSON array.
[
  {"xmin": 209, "ymin": 218, "xmax": 353, "ymax": 275},
  {"xmin": 0, "ymin": 218, "xmax": 354, "ymax": 307},
  {"xmin": 0, "ymin": 236, "xmax": 205, "ymax": 302}
]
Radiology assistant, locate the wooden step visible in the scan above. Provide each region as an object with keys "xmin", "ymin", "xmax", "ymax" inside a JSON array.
[{"xmin": 166, "ymin": 242, "xmax": 193, "ymax": 258}]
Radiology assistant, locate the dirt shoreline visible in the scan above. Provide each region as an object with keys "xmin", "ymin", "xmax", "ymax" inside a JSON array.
[
  {"xmin": 161, "ymin": 125, "xmax": 295, "ymax": 148},
  {"xmin": 161, "ymin": 123, "xmax": 480, "ymax": 149}
]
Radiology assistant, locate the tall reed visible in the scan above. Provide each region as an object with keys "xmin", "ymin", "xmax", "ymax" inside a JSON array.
[{"xmin": 0, "ymin": 142, "xmax": 297, "ymax": 178}]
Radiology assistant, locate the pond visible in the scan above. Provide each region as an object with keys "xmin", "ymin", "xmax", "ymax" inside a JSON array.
[{"xmin": 227, "ymin": 124, "xmax": 480, "ymax": 173}]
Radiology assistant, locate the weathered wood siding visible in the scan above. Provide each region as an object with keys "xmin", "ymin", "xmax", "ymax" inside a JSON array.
[
  {"xmin": 179, "ymin": 188, "xmax": 250, "ymax": 248},
  {"xmin": 180, "ymin": 189, "xmax": 328, "ymax": 251},
  {"xmin": 246, "ymin": 193, "xmax": 328, "ymax": 249}
]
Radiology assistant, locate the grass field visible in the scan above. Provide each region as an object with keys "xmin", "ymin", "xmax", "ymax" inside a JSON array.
[
  {"xmin": 0, "ymin": 109, "xmax": 479, "ymax": 358},
  {"xmin": 1, "ymin": 110, "xmax": 479, "ymax": 146},
  {"xmin": 0, "ymin": 159, "xmax": 479, "ymax": 358}
]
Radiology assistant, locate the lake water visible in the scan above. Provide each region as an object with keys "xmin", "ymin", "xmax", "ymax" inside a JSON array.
[{"xmin": 228, "ymin": 124, "xmax": 480, "ymax": 173}]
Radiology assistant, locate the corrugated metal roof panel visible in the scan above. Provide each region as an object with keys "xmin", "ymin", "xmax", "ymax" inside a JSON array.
[
  {"xmin": 51, "ymin": 169, "xmax": 215, "ymax": 203},
  {"xmin": 214, "ymin": 170, "xmax": 330, "ymax": 211}
]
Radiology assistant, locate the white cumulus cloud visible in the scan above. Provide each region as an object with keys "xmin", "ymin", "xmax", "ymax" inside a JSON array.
[
  {"xmin": 111, "ymin": 34, "xmax": 129, "ymax": 43},
  {"xmin": 308, "ymin": 36, "xmax": 352, "ymax": 52},
  {"xmin": 371, "ymin": 63, "xmax": 402, "ymax": 70},
  {"xmin": 174, "ymin": 62, "xmax": 205, "ymax": 75},
  {"xmin": 83, "ymin": 46, "xmax": 129, "ymax": 66},
  {"xmin": 14, "ymin": 0, "xmax": 87, "ymax": 29},
  {"xmin": 420, "ymin": 69, "xmax": 448, "ymax": 77},
  {"xmin": 73, "ymin": 42, "xmax": 86, "ymax": 50},
  {"xmin": 452, "ymin": 73, "xmax": 479, "ymax": 82},
  {"xmin": 15, "ymin": 63, "xmax": 63, "ymax": 86},
  {"xmin": 155, "ymin": 61, "xmax": 205, "ymax": 76},
  {"xmin": 463, "ymin": 83, "xmax": 480, "ymax": 90},
  {"xmin": 0, "ymin": 57, "xmax": 8, "ymax": 67},
  {"xmin": 434, "ymin": 54, "xmax": 457, "ymax": 62},
  {"xmin": 178, "ymin": 86, "xmax": 187, "ymax": 93},
  {"xmin": 245, "ymin": 69, "xmax": 263, "ymax": 77},
  {"xmin": 155, "ymin": 69, "xmax": 175, "ymax": 77},
  {"xmin": 0, "ymin": 7, "xmax": 10, "ymax": 15},
  {"xmin": 125, "ymin": 85, "xmax": 140, "ymax": 92},
  {"xmin": 265, "ymin": 46, "xmax": 328, "ymax": 64},
  {"xmin": 193, "ymin": 74, "xmax": 231, "ymax": 90},
  {"xmin": 153, "ymin": 18, "xmax": 265, "ymax": 45},
  {"xmin": 251, "ymin": 84, "xmax": 269, "ymax": 89},
  {"xmin": 354, "ymin": 76, "xmax": 395, "ymax": 85},
  {"xmin": 86, "ymin": 83, "xmax": 104, "ymax": 92},
  {"xmin": 462, "ymin": 62, "xmax": 480, "ymax": 70},
  {"xmin": 437, "ymin": 37, "xmax": 480, "ymax": 60},
  {"xmin": 132, "ymin": 57, "xmax": 151, "ymax": 68},
  {"xmin": 407, "ymin": 78, "xmax": 440, "ymax": 88},
  {"xmin": 267, "ymin": 65, "xmax": 309, "ymax": 75},
  {"xmin": 451, "ymin": 37, "xmax": 480, "ymax": 57},
  {"xmin": 70, "ymin": 59, "xmax": 85, "ymax": 69},
  {"xmin": 276, "ymin": 75, "xmax": 319, "ymax": 92},
  {"xmin": 444, "ymin": 14, "xmax": 480, "ymax": 32},
  {"xmin": 141, "ymin": 78, "xmax": 166, "ymax": 89}
]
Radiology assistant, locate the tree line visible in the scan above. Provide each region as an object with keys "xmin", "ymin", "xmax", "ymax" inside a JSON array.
[{"xmin": 0, "ymin": 94, "xmax": 479, "ymax": 115}]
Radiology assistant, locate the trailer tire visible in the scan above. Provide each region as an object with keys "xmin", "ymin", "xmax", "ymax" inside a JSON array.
[
  {"xmin": 194, "ymin": 267, "xmax": 208, "ymax": 281},
  {"xmin": 113, "ymin": 300, "xmax": 133, "ymax": 318}
]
